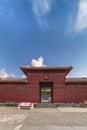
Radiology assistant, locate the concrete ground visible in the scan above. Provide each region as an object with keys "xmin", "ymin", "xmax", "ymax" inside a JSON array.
[{"xmin": 0, "ymin": 107, "xmax": 87, "ymax": 130}]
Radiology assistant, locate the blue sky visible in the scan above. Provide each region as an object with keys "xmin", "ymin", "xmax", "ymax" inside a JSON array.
[{"xmin": 0, "ymin": 0, "xmax": 87, "ymax": 78}]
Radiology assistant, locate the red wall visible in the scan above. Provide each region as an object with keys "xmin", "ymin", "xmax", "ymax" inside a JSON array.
[
  {"xmin": 0, "ymin": 71, "xmax": 87, "ymax": 103},
  {"xmin": 76, "ymin": 84, "xmax": 87, "ymax": 103},
  {"xmin": 27, "ymin": 72, "xmax": 65, "ymax": 83},
  {"xmin": 53, "ymin": 84, "xmax": 87, "ymax": 103},
  {"xmin": 0, "ymin": 83, "xmax": 39, "ymax": 103}
]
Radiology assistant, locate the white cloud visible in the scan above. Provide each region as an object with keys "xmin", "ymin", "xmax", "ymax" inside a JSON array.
[
  {"xmin": 0, "ymin": 57, "xmax": 46, "ymax": 78},
  {"xmin": 21, "ymin": 75, "xmax": 26, "ymax": 79},
  {"xmin": 74, "ymin": 0, "xmax": 87, "ymax": 32},
  {"xmin": 31, "ymin": 56, "xmax": 46, "ymax": 67},
  {"xmin": 0, "ymin": 69, "xmax": 16, "ymax": 78},
  {"xmin": 10, "ymin": 73, "xmax": 16, "ymax": 78},
  {"xmin": 0, "ymin": 69, "xmax": 9, "ymax": 78},
  {"xmin": 32, "ymin": 0, "xmax": 53, "ymax": 28}
]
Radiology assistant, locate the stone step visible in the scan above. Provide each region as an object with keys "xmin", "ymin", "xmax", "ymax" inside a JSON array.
[
  {"xmin": 0, "ymin": 102, "xmax": 18, "ymax": 107},
  {"xmin": 34, "ymin": 103, "xmax": 57, "ymax": 108}
]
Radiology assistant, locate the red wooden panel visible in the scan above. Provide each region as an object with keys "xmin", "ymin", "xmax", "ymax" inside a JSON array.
[
  {"xmin": 49, "ymin": 73, "xmax": 65, "ymax": 83},
  {"xmin": 76, "ymin": 88, "xmax": 87, "ymax": 103},
  {"xmin": 27, "ymin": 73, "xmax": 44, "ymax": 83},
  {"xmin": 26, "ymin": 88, "xmax": 39, "ymax": 102},
  {"xmin": 65, "ymin": 85, "xmax": 76, "ymax": 103},
  {"xmin": 0, "ymin": 88, "xmax": 4, "ymax": 102},
  {"xmin": 53, "ymin": 88, "xmax": 65, "ymax": 102},
  {"xmin": 27, "ymin": 72, "xmax": 66, "ymax": 84},
  {"xmin": 0, "ymin": 84, "xmax": 17, "ymax": 102},
  {"xmin": 16, "ymin": 84, "xmax": 27, "ymax": 102},
  {"xmin": 5, "ymin": 88, "xmax": 16, "ymax": 102},
  {"xmin": 27, "ymin": 83, "xmax": 39, "ymax": 88},
  {"xmin": 77, "ymin": 84, "xmax": 87, "ymax": 88},
  {"xmin": 53, "ymin": 83, "xmax": 65, "ymax": 88},
  {"xmin": 16, "ymin": 84, "xmax": 39, "ymax": 103}
]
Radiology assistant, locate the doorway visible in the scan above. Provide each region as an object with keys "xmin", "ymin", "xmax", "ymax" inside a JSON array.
[{"xmin": 40, "ymin": 82, "xmax": 53, "ymax": 103}]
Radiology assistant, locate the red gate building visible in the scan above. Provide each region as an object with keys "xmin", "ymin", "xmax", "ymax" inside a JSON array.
[{"xmin": 0, "ymin": 66, "xmax": 87, "ymax": 103}]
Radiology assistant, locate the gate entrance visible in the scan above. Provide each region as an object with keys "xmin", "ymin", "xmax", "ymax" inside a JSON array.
[{"xmin": 40, "ymin": 82, "xmax": 53, "ymax": 103}]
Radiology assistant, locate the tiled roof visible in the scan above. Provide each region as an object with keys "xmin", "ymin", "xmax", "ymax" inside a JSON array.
[
  {"xmin": 20, "ymin": 66, "xmax": 73, "ymax": 70},
  {"xmin": 20, "ymin": 66, "xmax": 73, "ymax": 75},
  {"xmin": 0, "ymin": 77, "xmax": 28, "ymax": 83},
  {"xmin": 65, "ymin": 78, "xmax": 87, "ymax": 83}
]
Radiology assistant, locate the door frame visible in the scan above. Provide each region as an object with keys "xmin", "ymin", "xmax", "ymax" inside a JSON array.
[{"xmin": 39, "ymin": 82, "xmax": 53, "ymax": 103}]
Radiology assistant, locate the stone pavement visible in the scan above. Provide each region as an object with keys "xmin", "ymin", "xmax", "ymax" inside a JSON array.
[
  {"xmin": 0, "ymin": 107, "xmax": 87, "ymax": 130},
  {"xmin": 20, "ymin": 126, "xmax": 87, "ymax": 130},
  {"xmin": 0, "ymin": 125, "xmax": 87, "ymax": 130}
]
